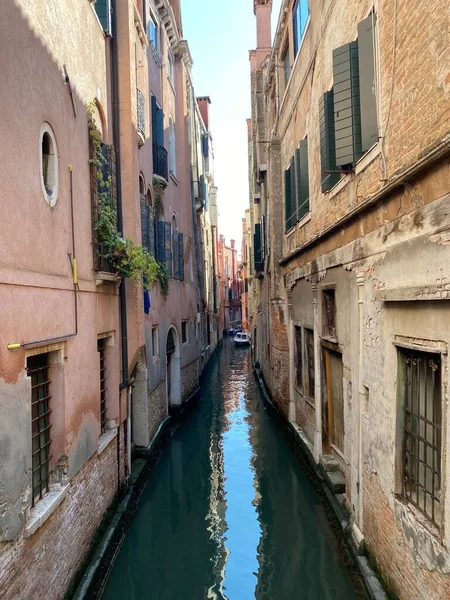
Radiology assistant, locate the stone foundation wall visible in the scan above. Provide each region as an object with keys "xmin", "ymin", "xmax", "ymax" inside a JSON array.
[
  {"xmin": 182, "ymin": 359, "xmax": 199, "ymax": 401},
  {"xmin": 363, "ymin": 467, "xmax": 450, "ymax": 600},
  {"xmin": 147, "ymin": 380, "xmax": 167, "ymax": 442},
  {"xmin": 0, "ymin": 432, "xmax": 123, "ymax": 600}
]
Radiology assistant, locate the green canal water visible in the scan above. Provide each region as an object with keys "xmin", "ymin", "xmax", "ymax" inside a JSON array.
[{"xmin": 102, "ymin": 340, "xmax": 363, "ymax": 599}]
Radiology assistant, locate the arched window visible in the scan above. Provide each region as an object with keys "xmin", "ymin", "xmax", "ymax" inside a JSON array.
[
  {"xmin": 40, "ymin": 123, "xmax": 58, "ymax": 206},
  {"xmin": 146, "ymin": 189, "xmax": 153, "ymax": 208},
  {"xmin": 169, "ymin": 117, "xmax": 176, "ymax": 176},
  {"xmin": 139, "ymin": 173, "xmax": 145, "ymax": 200}
]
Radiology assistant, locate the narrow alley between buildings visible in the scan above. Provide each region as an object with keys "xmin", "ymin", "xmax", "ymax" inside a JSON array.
[{"xmin": 101, "ymin": 340, "xmax": 366, "ymax": 600}]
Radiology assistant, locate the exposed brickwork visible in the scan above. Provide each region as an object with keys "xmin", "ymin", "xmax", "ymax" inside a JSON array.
[
  {"xmin": 148, "ymin": 380, "xmax": 167, "ymax": 441},
  {"xmin": 181, "ymin": 359, "xmax": 199, "ymax": 400},
  {"xmin": 363, "ymin": 467, "xmax": 450, "ymax": 600},
  {"xmin": 0, "ymin": 433, "xmax": 124, "ymax": 600}
]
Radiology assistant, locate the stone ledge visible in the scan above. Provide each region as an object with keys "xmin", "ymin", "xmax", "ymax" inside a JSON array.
[
  {"xmin": 97, "ymin": 428, "xmax": 118, "ymax": 456},
  {"xmin": 24, "ymin": 484, "xmax": 69, "ymax": 538}
]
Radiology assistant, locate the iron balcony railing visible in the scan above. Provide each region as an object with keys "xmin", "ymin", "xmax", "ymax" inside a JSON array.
[
  {"xmin": 137, "ymin": 89, "xmax": 145, "ymax": 139},
  {"xmin": 153, "ymin": 143, "xmax": 168, "ymax": 180}
]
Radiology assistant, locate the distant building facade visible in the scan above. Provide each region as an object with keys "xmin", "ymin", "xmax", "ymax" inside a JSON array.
[{"xmin": 247, "ymin": 0, "xmax": 450, "ymax": 598}]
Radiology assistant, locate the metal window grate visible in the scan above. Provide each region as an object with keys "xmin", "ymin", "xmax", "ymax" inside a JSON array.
[
  {"xmin": 401, "ymin": 349, "xmax": 442, "ymax": 526},
  {"xmin": 27, "ymin": 354, "xmax": 52, "ymax": 506},
  {"xmin": 98, "ymin": 339, "xmax": 107, "ymax": 434},
  {"xmin": 137, "ymin": 88, "xmax": 145, "ymax": 138},
  {"xmin": 323, "ymin": 289, "xmax": 336, "ymax": 338}
]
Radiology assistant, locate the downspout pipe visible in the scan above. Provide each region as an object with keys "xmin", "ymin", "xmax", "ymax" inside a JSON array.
[
  {"xmin": 111, "ymin": 0, "xmax": 129, "ymax": 393},
  {"xmin": 111, "ymin": 0, "xmax": 130, "ymax": 499}
]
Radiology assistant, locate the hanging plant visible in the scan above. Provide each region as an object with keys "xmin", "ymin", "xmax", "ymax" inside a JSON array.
[{"xmin": 89, "ymin": 105, "xmax": 160, "ymax": 292}]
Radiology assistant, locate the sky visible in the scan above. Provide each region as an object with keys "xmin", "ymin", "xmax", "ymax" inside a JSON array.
[{"xmin": 183, "ymin": 0, "xmax": 282, "ymax": 247}]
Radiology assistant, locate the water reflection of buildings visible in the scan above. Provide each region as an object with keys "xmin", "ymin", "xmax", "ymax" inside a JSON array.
[{"xmin": 206, "ymin": 420, "xmax": 229, "ymax": 599}]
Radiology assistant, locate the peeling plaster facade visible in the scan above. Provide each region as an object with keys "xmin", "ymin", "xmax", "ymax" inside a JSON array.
[
  {"xmin": 247, "ymin": 0, "xmax": 450, "ymax": 597},
  {"xmin": 0, "ymin": 1, "xmax": 222, "ymax": 597}
]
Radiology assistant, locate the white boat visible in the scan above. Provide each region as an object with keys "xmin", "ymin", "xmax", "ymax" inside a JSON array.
[{"xmin": 234, "ymin": 331, "xmax": 250, "ymax": 346}]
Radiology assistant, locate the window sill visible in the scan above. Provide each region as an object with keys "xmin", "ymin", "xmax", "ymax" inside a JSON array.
[
  {"xmin": 95, "ymin": 271, "xmax": 120, "ymax": 286},
  {"xmin": 24, "ymin": 483, "xmax": 69, "ymax": 538},
  {"xmin": 327, "ymin": 143, "xmax": 380, "ymax": 200},
  {"xmin": 97, "ymin": 427, "xmax": 118, "ymax": 455},
  {"xmin": 169, "ymin": 172, "xmax": 179, "ymax": 185}
]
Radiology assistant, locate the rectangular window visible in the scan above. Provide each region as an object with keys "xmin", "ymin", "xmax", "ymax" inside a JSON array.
[
  {"xmin": 27, "ymin": 354, "xmax": 52, "ymax": 506},
  {"xmin": 305, "ymin": 328, "xmax": 315, "ymax": 397},
  {"xmin": 148, "ymin": 15, "xmax": 159, "ymax": 49},
  {"xmin": 152, "ymin": 326, "xmax": 159, "ymax": 356},
  {"xmin": 284, "ymin": 160, "xmax": 295, "ymax": 232},
  {"xmin": 293, "ymin": 0, "xmax": 309, "ymax": 57},
  {"xmin": 182, "ymin": 321, "xmax": 188, "ymax": 344},
  {"xmin": 295, "ymin": 326, "xmax": 302, "ymax": 387},
  {"xmin": 323, "ymin": 289, "xmax": 336, "ymax": 338},
  {"xmin": 98, "ymin": 339, "xmax": 107, "ymax": 434},
  {"xmin": 399, "ymin": 348, "xmax": 442, "ymax": 527}
]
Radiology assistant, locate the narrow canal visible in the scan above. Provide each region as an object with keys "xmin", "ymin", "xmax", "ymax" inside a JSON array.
[{"xmin": 102, "ymin": 340, "xmax": 364, "ymax": 599}]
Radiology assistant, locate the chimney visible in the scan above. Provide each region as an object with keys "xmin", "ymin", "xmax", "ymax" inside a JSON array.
[
  {"xmin": 254, "ymin": 0, "xmax": 272, "ymax": 69},
  {"xmin": 231, "ymin": 239, "xmax": 236, "ymax": 250},
  {"xmin": 197, "ymin": 96, "xmax": 212, "ymax": 130}
]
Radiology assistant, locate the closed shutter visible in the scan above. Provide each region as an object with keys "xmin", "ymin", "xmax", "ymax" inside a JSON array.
[
  {"xmin": 202, "ymin": 134, "xmax": 209, "ymax": 158},
  {"xmin": 156, "ymin": 220, "xmax": 165, "ymax": 263},
  {"xmin": 254, "ymin": 223, "xmax": 262, "ymax": 272},
  {"xmin": 172, "ymin": 231, "xmax": 179, "ymax": 279},
  {"xmin": 333, "ymin": 41, "xmax": 362, "ymax": 167},
  {"xmin": 141, "ymin": 202, "xmax": 149, "ymax": 248},
  {"xmin": 94, "ymin": 0, "xmax": 112, "ymax": 36},
  {"xmin": 178, "ymin": 233, "xmax": 184, "ymax": 281},
  {"xmin": 358, "ymin": 14, "xmax": 378, "ymax": 152},
  {"xmin": 284, "ymin": 167, "xmax": 292, "ymax": 231},
  {"xmin": 151, "ymin": 96, "xmax": 157, "ymax": 145},
  {"xmin": 298, "ymin": 137, "xmax": 309, "ymax": 220},
  {"xmin": 148, "ymin": 208, "xmax": 155, "ymax": 257},
  {"xmin": 319, "ymin": 90, "xmax": 340, "ymax": 192},
  {"xmin": 164, "ymin": 221, "xmax": 172, "ymax": 277}
]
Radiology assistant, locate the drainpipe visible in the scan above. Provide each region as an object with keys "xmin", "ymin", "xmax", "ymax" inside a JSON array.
[
  {"xmin": 356, "ymin": 271, "xmax": 366, "ymax": 527},
  {"xmin": 287, "ymin": 290, "xmax": 296, "ymax": 423},
  {"xmin": 312, "ymin": 282, "xmax": 322, "ymax": 463},
  {"xmin": 111, "ymin": 0, "xmax": 130, "ymax": 498}
]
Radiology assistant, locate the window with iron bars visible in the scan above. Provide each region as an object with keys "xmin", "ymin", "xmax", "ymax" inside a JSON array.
[
  {"xmin": 399, "ymin": 348, "xmax": 442, "ymax": 527},
  {"xmin": 27, "ymin": 354, "xmax": 52, "ymax": 506},
  {"xmin": 98, "ymin": 339, "xmax": 107, "ymax": 434}
]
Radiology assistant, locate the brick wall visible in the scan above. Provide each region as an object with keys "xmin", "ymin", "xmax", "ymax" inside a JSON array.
[
  {"xmin": 182, "ymin": 359, "xmax": 199, "ymax": 401},
  {"xmin": 363, "ymin": 467, "xmax": 450, "ymax": 600},
  {"xmin": 148, "ymin": 380, "xmax": 167, "ymax": 441},
  {"xmin": 0, "ymin": 432, "xmax": 124, "ymax": 600}
]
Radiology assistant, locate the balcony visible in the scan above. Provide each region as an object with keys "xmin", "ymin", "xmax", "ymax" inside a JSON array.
[
  {"xmin": 153, "ymin": 143, "xmax": 168, "ymax": 181},
  {"xmin": 137, "ymin": 89, "xmax": 145, "ymax": 146}
]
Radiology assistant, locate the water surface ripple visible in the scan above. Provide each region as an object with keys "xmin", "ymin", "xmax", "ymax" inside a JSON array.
[{"xmin": 102, "ymin": 340, "xmax": 360, "ymax": 599}]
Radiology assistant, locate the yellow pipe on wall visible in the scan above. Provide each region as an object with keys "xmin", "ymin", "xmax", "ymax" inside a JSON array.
[{"xmin": 7, "ymin": 343, "xmax": 22, "ymax": 350}]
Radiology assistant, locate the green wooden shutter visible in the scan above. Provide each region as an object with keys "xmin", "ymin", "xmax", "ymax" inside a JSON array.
[
  {"xmin": 164, "ymin": 221, "xmax": 172, "ymax": 277},
  {"xmin": 141, "ymin": 202, "xmax": 149, "ymax": 248},
  {"xmin": 298, "ymin": 137, "xmax": 309, "ymax": 220},
  {"xmin": 254, "ymin": 223, "xmax": 262, "ymax": 272},
  {"xmin": 295, "ymin": 148, "xmax": 301, "ymax": 223},
  {"xmin": 284, "ymin": 167, "xmax": 292, "ymax": 232},
  {"xmin": 319, "ymin": 90, "xmax": 340, "ymax": 192},
  {"xmin": 172, "ymin": 231, "xmax": 179, "ymax": 279},
  {"xmin": 333, "ymin": 41, "xmax": 362, "ymax": 167},
  {"xmin": 94, "ymin": 0, "xmax": 112, "ymax": 36},
  {"xmin": 148, "ymin": 208, "xmax": 155, "ymax": 257},
  {"xmin": 178, "ymin": 233, "xmax": 184, "ymax": 280},
  {"xmin": 156, "ymin": 221, "xmax": 165, "ymax": 263},
  {"xmin": 358, "ymin": 14, "xmax": 378, "ymax": 152},
  {"xmin": 290, "ymin": 156, "xmax": 296, "ymax": 227}
]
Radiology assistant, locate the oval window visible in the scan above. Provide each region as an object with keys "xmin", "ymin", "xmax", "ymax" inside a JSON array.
[{"xmin": 39, "ymin": 123, "xmax": 58, "ymax": 206}]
